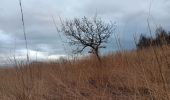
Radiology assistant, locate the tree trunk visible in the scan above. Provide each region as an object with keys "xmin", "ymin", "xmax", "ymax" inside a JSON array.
[{"xmin": 94, "ymin": 49, "xmax": 101, "ymax": 62}]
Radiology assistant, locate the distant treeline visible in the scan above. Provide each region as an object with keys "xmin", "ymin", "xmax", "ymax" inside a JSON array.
[{"xmin": 137, "ymin": 27, "xmax": 170, "ymax": 49}]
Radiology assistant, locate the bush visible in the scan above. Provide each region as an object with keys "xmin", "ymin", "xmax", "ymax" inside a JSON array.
[{"xmin": 137, "ymin": 27, "xmax": 170, "ymax": 49}]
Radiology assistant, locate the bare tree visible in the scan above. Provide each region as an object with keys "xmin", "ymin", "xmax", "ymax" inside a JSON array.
[{"xmin": 59, "ymin": 16, "xmax": 114, "ymax": 61}]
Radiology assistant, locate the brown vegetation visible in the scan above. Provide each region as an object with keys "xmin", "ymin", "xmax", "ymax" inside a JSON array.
[{"xmin": 0, "ymin": 46, "xmax": 170, "ymax": 100}]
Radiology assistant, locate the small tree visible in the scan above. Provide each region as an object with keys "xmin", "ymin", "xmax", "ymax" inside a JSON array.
[
  {"xmin": 155, "ymin": 27, "xmax": 169, "ymax": 45},
  {"xmin": 136, "ymin": 27, "xmax": 170, "ymax": 49},
  {"xmin": 137, "ymin": 34, "xmax": 151, "ymax": 49},
  {"xmin": 60, "ymin": 16, "xmax": 114, "ymax": 61}
]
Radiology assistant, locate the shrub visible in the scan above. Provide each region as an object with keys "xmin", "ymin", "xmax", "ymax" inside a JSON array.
[{"xmin": 137, "ymin": 27, "xmax": 170, "ymax": 49}]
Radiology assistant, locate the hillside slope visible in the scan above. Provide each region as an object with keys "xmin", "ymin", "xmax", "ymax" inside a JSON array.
[{"xmin": 0, "ymin": 46, "xmax": 170, "ymax": 100}]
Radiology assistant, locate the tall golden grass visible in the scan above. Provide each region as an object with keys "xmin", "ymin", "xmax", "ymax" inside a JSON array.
[{"xmin": 0, "ymin": 45, "xmax": 170, "ymax": 100}]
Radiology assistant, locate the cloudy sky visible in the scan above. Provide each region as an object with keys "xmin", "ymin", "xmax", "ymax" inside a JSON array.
[{"xmin": 0, "ymin": 0, "xmax": 170, "ymax": 65}]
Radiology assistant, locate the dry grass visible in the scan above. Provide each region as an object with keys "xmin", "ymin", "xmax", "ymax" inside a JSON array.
[{"xmin": 0, "ymin": 46, "xmax": 170, "ymax": 100}]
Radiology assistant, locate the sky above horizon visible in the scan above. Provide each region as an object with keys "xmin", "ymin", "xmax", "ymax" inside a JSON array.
[{"xmin": 0, "ymin": 0, "xmax": 170, "ymax": 65}]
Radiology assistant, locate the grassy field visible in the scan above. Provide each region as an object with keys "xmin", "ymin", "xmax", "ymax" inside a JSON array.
[{"xmin": 0, "ymin": 46, "xmax": 170, "ymax": 100}]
